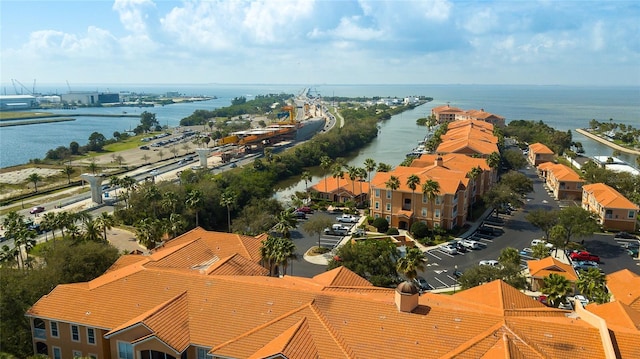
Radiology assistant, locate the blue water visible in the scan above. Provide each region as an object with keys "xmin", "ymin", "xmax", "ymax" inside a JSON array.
[{"xmin": 1, "ymin": 84, "xmax": 638, "ymax": 168}]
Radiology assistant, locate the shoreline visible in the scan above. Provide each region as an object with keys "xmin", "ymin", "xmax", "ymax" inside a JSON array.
[
  {"xmin": 575, "ymin": 128, "xmax": 640, "ymax": 156},
  {"xmin": 0, "ymin": 118, "xmax": 76, "ymax": 127}
]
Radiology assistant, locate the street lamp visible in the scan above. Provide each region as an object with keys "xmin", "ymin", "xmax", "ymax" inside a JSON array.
[{"xmin": 454, "ymin": 265, "xmax": 458, "ymax": 294}]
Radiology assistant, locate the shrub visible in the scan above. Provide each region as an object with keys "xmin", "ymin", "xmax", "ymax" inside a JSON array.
[
  {"xmin": 386, "ymin": 227, "xmax": 399, "ymax": 235},
  {"xmin": 410, "ymin": 221, "xmax": 429, "ymax": 238},
  {"xmin": 372, "ymin": 217, "xmax": 389, "ymax": 233}
]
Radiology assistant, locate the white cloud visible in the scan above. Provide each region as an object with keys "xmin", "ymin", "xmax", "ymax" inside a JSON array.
[
  {"xmin": 112, "ymin": 0, "xmax": 156, "ymax": 34},
  {"xmin": 322, "ymin": 17, "xmax": 385, "ymax": 41},
  {"xmin": 591, "ymin": 21, "xmax": 605, "ymax": 51},
  {"xmin": 243, "ymin": 0, "xmax": 315, "ymax": 43},
  {"xmin": 462, "ymin": 9, "xmax": 496, "ymax": 35}
]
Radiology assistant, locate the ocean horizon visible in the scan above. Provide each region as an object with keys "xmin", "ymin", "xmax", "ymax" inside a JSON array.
[{"xmin": 1, "ymin": 84, "xmax": 638, "ymax": 168}]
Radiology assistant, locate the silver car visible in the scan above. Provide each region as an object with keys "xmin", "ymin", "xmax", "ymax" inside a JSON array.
[{"xmin": 440, "ymin": 244, "xmax": 458, "ymax": 255}]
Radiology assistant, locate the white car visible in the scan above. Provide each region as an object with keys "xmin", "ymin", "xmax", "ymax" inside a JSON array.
[
  {"xmin": 531, "ymin": 239, "xmax": 554, "ymax": 248},
  {"xmin": 336, "ymin": 214, "xmax": 359, "ymax": 223},
  {"xmin": 479, "ymin": 260, "xmax": 500, "ymax": 267},
  {"xmin": 461, "ymin": 239, "xmax": 482, "ymax": 250},
  {"xmin": 440, "ymin": 244, "xmax": 458, "ymax": 255}
]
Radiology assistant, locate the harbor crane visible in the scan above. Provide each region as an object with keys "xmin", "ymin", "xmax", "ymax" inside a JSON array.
[{"xmin": 11, "ymin": 79, "xmax": 33, "ymax": 95}]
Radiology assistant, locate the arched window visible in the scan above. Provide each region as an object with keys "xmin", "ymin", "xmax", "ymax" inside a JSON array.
[{"xmin": 35, "ymin": 342, "xmax": 48, "ymax": 355}]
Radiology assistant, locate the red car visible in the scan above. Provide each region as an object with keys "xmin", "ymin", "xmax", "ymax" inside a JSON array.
[
  {"xmin": 296, "ymin": 206, "xmax": 313, "ymax": 214},
  {"xmin": 569, "ymin": 251, "xmax": 600, "ymax": 263}
]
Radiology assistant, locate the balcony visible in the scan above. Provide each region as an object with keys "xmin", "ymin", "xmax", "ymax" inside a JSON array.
[{"xmin": 34, "ymin": 328, "xmax": 46, "ymax": 340}]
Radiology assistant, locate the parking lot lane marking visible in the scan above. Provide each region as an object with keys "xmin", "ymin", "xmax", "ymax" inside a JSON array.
[
  {"xmin": 445, "ymin": 275, "xmax": 456, "ymax": 281},
  {"xmin": 426, "ymin": 251, "xmax": 442, "ymax": 260},
  {"xmin": 437, "ymin": 250, "xmax": 454, "ymax": 258},
  {"xmin": 434, "ymin": 277, "xmax": 448, "ymax": 287}
]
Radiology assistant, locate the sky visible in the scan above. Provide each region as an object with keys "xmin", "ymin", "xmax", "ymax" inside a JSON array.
[{"xmin": 1, "ymin": 0, "xmax": 639, "ymax": 87}]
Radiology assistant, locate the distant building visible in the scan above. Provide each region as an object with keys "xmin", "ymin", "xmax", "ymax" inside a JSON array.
[
  {"xmin": 0, "ymin": 95, "xmax": 37, "ymax": 110},
  {"xmin": 527, "ymin": 143, "xmax": 555, "ymax": 165},
  {"xmin": 61, "ymin": 92, "xmax": 119, "ymax": 105},
  {"xmin": 592, "ymin": 156, "xmax": 640, "ymax": 176},
  {"xmin": 537, "ymin": 162, "xmax": 585, "ymax": 200}
]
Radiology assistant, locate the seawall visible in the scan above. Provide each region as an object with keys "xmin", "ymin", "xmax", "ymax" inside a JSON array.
[{"xmin": 575, "ymin": 128, "xmax": 640, "ymax": 156}]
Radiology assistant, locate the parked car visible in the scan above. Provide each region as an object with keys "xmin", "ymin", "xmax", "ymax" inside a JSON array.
[
  {"xmin": 336, "ymin": 214, "xmax": 359, "ymax": 223},
  {"xmin": 460, "ymin": 239, "xmax": 482, "ymax": 250},
  {"xmin": 519, "ymin": 247, "xmax": 533, "ymax": 256},
  {"xmin": 453, "ymin": 269, "xmax": 463, "ymax": 278},
  {"xmin": 571, "ymin": 294, "xmax": 589, "ymax": 307},
  {"xmin": 573, "ymin": 261, "xmax": 601, "ymax": 272},
  {"xmin": 292, "ymin": 211, "xmax": 306, "ymax": 219},
  {"xmin": 324, "ymin": 224, "xmax": 349, "ymax": 236},
  {"xmin": 449, "ymin": 240, "xmax": 467, "ymax": 253},
  {"xmin": 440, "ymin": 244, "xmax": 458, "ymax": 255},
  {"xmin": 413, "ymin": 276, "xmax": 433, "ymax": 292},
  {"xmin": 140, "ymin": 145, "xmax": 150, "ymax": 150},
  {"xmin": 569, "ymin": 251, "xmax": 600, "ymax": 263},
  {"xmin": 29, "ymin": 206, "xmax": 45, "ymax": 214},
  {"xmin": 479, "ymin": 260, "xmax": 499, "ymax": 267},
  {"xmin": 531, "ymin": 239, "xmax": 554, "ymax": 248},
  {"xmin": 296, "ymin": 206, "xmax": 313, "ymax": 214},
  {"xmin": 614, "ymin": 232, "xmax": 638, "ymax": 240}
]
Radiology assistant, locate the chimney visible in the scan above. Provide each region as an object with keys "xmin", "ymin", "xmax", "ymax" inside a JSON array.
[
  {"xmin": 395, "ymin": 281, "xmax": 419, "ymax": 313},
  {"xmin": 435, "ymin": 156, "xmax": 444, "ymax": 167}
]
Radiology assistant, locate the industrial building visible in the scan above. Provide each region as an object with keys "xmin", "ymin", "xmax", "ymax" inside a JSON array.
[
  {"xmin": 0, "ymin": 95, "xmax": 38, "ymax": 110},
  {"xmin": 60, "ymin": 92, "xmax": 120, "ymax": 105}
]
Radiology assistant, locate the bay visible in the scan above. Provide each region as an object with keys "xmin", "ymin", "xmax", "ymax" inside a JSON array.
[{"xmin": 1, "ymin": 84, "xmax": 638, "ymax": 171}]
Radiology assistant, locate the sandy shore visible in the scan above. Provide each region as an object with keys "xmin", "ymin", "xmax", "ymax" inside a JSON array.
[
  {"xmin": 0, "ymin": 168, "xmax": 62, "ymax": 185},
  {"xmin": 576, "ymin": 128, "xmax": 640, "ymax": 156}
]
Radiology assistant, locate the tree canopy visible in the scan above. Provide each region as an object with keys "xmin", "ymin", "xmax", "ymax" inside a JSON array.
[{"xmin": 328, "ymin": 239, "xmax": 400, "ymax": 287}]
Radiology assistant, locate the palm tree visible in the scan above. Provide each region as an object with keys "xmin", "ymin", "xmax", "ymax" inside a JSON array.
[
  {"xmin": 377, "ymin": 163, "xmax": 392, "ymax": 172},
  {"xmin": 82, "ymin": 218, "xmax": 102, "ymax": 243},
  {"xmin": 331, "ymin": 163, "xmax": 345, "ymax": 203},
  {"xmin": 396, "ymin": 247, "xmax": 427, "ymax": 283},
  {"xmin": 384, "ymin": 175, "xmax": 400, "ymax": 226},
  {"xmin": 120, "ymin": 176, "xmax": 136, "ymax": 208},
  {"xmin": 56, "ymin": 211, "xmax": 72, "ymax": 238},
  {"xmin": 497, "ymin": 247, "xmax": 521, "ymax": 268},
  {"xmin": 364, "ymin": 158, "xmax": 377, "ymax": 185},
  {"xmin": 62, "ymin": 165, "xmax": 75, "ymax": 184},
  {"xmin": 467, "ymin": 166, "xmax": 483, "ymax": 219},
  {"xmin": 300, "ymin": 171, "xmax": 312, "ymax": 200},
  {"xmin": 220, "ymin": 190, "xmax": 236, "ymax": 233},
  {"xmin": 421, "ymin": 179, "xmax": 440, "ymax": 226},
  {"xmin": 541, "ymin": 273, "xmax": 572, "ymax": 308},
  {"xmin": 142, "ymin": 184, "xmax": 161, "ymax": 217},
  {"xmin": 87, "ymin": 161, "xmax": 99, "ymax": 175},
  {"xmin": 27, "ymin": 173, "xmax": 42, "ymax": 192},
  {"xmin": 275, "ymin": 237, "xmax": 297, "ymax": 276},
  {"xmin": 320, "ymin": 156, "xmax": 332, "ymax": 197},
  {"xmin": 135, "ymin": 218, "xmax": 162, "ymax": 249},
  {"xmin": 161, "ymin": 191, "xmax": 179, "ymax": 215},
  {"xmin": 95, "ymin": 212, "xmax": 115, "ymax": 242},
  {"xmin": 355, "ymin": 167, "xmax": 367, "ymax": 205},
  {"xmin": 40, "ymin": 212, "xmax": 57, "ymax": 242},
  {"xmin": 273, "ymin": 210, "xmax": 297, "ymax": 239},
  {"xmin": 186, "ymin": 189, "xmax": 202, "ymax": 227},
  {"xmin": 260, "ymin": 235, "xmax": 279, "ymax": 276},
  {"xmin": 406, "ymin": 174, "xmax": 421, "ymax": 224},
  {"xmin": 487, "ymin": 152, "xmax": 501, "ymax": 171},
  {"xmin": 347, "ymin": 166, "xmax": 359, "ymax": 201},
  {"xmin": 166, "ymin": 213, "xmax": 186, "ymax": 239},
  {"xmin": 576, "ymin": 268, "xmax": 609, "ymax": 304}
]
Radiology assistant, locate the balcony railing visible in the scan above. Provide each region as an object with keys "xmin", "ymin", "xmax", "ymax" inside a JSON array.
[{"xmin": 34, "ymin": 328, "xmax": 46, "ymax": 339}]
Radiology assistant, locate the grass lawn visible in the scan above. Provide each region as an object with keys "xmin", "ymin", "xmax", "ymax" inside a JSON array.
[
  {"xmin": 0, "ymin": 111, "xmax": 54, "ymax": 120},
  {"xmin": 103, "ymin": 132, "xmax": 163, "ymax": 152}
]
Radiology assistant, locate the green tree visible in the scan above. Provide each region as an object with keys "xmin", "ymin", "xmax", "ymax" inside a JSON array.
[
  {"xmin": 273, "ymin": 210, "xmax": 297, "ymax": 239},
  {"xmin": 500, "ymin": 170, "xmax": 533, "ymax": 196},
  {"xmin": 541, "ymin": 273, "xmax": 572, "ymax": 308},
  {"xmin": 62, "ymin": 165, "xmax": 75, "ymax": 184},
  {"xmin": 556, "ymin": 206, "xmax": 599, "ymax": 247},
  {"xmin": 576, "ymin": 267, "xmax": 610, "ymax": 304},
  {"xmin": 502, "ymin": 149, "xmax": 527, "ymax": 170},
  {"xmin": 484, "ymin": 183, "xmax": 523, "ymax": 217},
  {"xmin": 27, "ymin": 173, "xmax": 42, "ymax": 192},
  {"xmin": 384, "ymin": 175, "xmax": 400, "ymax": 225},
  {"xmin": 135, "ymin": 218, "xmax": 163, "ymax": 249},
  {"xmin": 139, "ymin": 111, "xmax": 159, "ymax": 132},
  {"xmin": 301, "ymin": 214, "xmax": 334, "ymax": 250},
  {"xmin": 220, "ymin": 190, "xmax": 237, "ymax": 233},
  {"xmin": 300, "ymin": 171, "xmax": 312, "ymax": 199},
  {"xmin": 166, "ymin": 213, "xmax": 186, "ymax": 239},
  {"xmin": 377, "ymin": 162, "xmax": 392, "ymax": 172},
  {"xmin": 331, "ymin": 163, "xmax": 345, "ymax": 202},
  {"xmin": 526, "ymin": 209, "xmax": 559, "ymax": 240},
  {"xmin": 87, "ymin": 132, "xmax": 107, "ymax": 151},
  {"xmin": 457, "ymin": 265, "xmax": 502, "ymax": 289},
  {"xmin": 94, "ymin": 212, "xmax": 115, "ymax": 242},
  {"xmin": 320, "ymin": 155, "xmax": 332, "ymax": 195},
  {"xmin": 347, "ymin": 165, "xmax": 359, "ymax": 201},
  {"xmin": 328, "ymin": 238, "xmax": 400, "ymax": 287},
  {"xmin": 531, "ymin": 243, "xmax": 551, "ymax": 259},
  {"xmin": 467, "ymin": 166, "xmax": 483, "ymax": 219},
  {"xmin": 186, "ymin": 189, "xmax": 202, "ymax": 227},
  {"xmin": 406, "ymin": 174, "xmax": 421, "ymax": 224},
  {"xmin": 421, "ymin": 179, "xmax": 440, "ymax": 224},
  {"xmin": 364, "ymin": 158, "xmax": 377, "ymax": 188},
  {"xmin": 69, "ymin": 140, "xmax": 80, "ymax": 155},
  {"xmin": 498, "ymin": 247, "xmax": 521, "ymax": 268},
  {"xmin": 487, "ymin": 151, "xmax": 501, "ymax": 170},
  {"xmin": 396, "ymin": 247, "xmax": 427, "ymax": 282},
  {"xmin": 87, "ymin": 160, "xmax": 99, "ymax": 175}
]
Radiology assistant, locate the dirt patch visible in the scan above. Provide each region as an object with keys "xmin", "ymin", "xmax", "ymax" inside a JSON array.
[{"xmin": 0, "ymin": 168, "xmax": 61, "ymax": 185}]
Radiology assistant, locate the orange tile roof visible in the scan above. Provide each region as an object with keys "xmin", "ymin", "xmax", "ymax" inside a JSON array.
[
  {"xmin": 441, "ymin": 126, "xmax": 497, "ymax": 143},
  {"xmin": 464, "ymin": 109, "xmax": 505, "ymax": 122},
  {"xmin": 432, "ymin": 105, "xmax": 464, "ymax": 114},
  {"xmin": 586, "ymin": 301, "xmax": 640, "ymax": 331},
  {"xmin": 606, "ymin": 269, "xmax": 640, "ymax": 309},
  {"xmin": 583, "ymin": 183, "xmax": 639, "ymax": 210},
  {"xmin": 370, "ymin": 166, "xmax": 466, "ymax": 196},
  {"xmin": 447, "ymin": 119, "xmax": 495, "ymax": 131},
  {"xmin": 527, "ymin": 257, "xmax": 578, "ymax": 282},
  {"xmin": 545, "ymin": 163, "xmax": 583, "ymax": 182},
  {"xmin": 529, "ymin": 143, "xmax": 554, "ymax": 154},
  {"xmin": 411, "ymin": 153, "xmax": 490, "ymax": 173},
  {"xmin": 436, "ymin": 138, "xmax": 499, "ymax": 155},
  {"xmin": 27, "ymin": 226, "xmax": 635, "ymax": 359},
  {"xmin": 310, "ymin": 176, "xmax": 370, "ymax": 196}
]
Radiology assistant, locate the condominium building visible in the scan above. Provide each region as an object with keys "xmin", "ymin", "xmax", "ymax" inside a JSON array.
[
  {"xmin": 527, "ymin": 143, "xmax": 555, "ymax": 166},
  {"xmin": 582, "ymin": 183, "xmax": 639, "ymax": 232},
  {"xmin": 537, "ymin": 162, "xmax": 585, "ymax": 200}
]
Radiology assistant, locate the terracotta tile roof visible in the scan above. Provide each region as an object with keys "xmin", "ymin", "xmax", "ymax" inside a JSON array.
[
  {"xmin": 204, "ymin": 253, "xmax": 269, "ymax": 276},
  {"xmin": 586, "ymin": 301, "xmax": 640, "ymax": 331},
  {"xmin": 310, "ymin": 176, "xmax": 369, "ymax": 196},
  {"xmin": 452, "ymin": 280, "xmax": 548, "ymax": 315},
  {"xmin": 527, "ymin": 257, "xmax": 578, "ymax": 282},
  {"xmin": 607, "ymin": 331, "xmax": 640, "ymax": 359},
  {"xmin": 442, "ymin": 324, "xmax": 545, "ymax": 359},
  {"xmin": 545, "ymin": 163, "xmax": 583, "ymax": 182},
  {"xmin": 447, "ymin": 119, "xmax": 495, "ymax": 131},
  {"xmin": 529, "ymin": 143, "xmax": 554, "ymax": 154},
  {"xmin": 606, "ymin": 269, "xmax": 640, "ymax": 309},
  {"xmin": 313, "ymin": 266, "xmax": 373, "ymax": 288},
  {"xmin": 583, "ymin": 183, "xmax": 640, "ymax": 210},
  {"xmin": 410, "ymin": 153, "xmax": 490, "ymax": 172},
  {"xmin": 246, "ymin": 318, "xmax": 319, "ymax": 359},
  {"xmin": 536, "ymin": 162, "xmax": 555, "ymax": 171},
  {"xmin": 370, "ymin": 166, "xmax": 466, "ymax": 196},
  {"xmin": 464, "ymin": 109, "xmax": 505, "ymax": 122},
  {"xmin": 436, "ymin": 138, "xmax": 499, "ymax": 156},
  {"xmin": 432, "ymin": 105, "xmax": 464, "ymax": 113},
  {"xmin": 441, "ymin": 126, "xmax": 497, "ymax": 143},
  {"xmin": 104, "ymin": 254, "xmax": 148, "ymax": 273}
]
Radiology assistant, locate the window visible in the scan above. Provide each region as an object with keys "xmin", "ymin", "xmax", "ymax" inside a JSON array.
[
  {"xmin": 53, "ymin": 347, "xmax": 62, "ymax": 359},
  {"xmin": 71, "ymin": 325, "xmax": 80, "ymax": 342},
  {"xmin": 89, "ymin": 355, "xmax": 97, "ymax": 359},
  {"xmin": 375, "ymin": 189, "xmax": 380, "ymax": 197},
  {"xmin": 118, "ymin": 342, "xmax": 134, "ymax": 359},
  {"xmin": 374, "ymin": 214, "xmax": 380, "ymax": 219},
  {"xmin": 422, "ymin": 194, "xmax": 427, "ymax": 203},
  {"xmin": 73, "ymin": 350, "xmax": 82, "ymax": 358},
  {"xmin": 197, "ymin": 348, "xmax": 214, "ymax": 359},
  {"xmin": 386, "ymin": 190, "xmax": 391, "ymax": 199},
  {"xmin": 385, "ymin": 215, "xmax": 391, "ymax": 223},
  {"xmin": 386, "ymin": 203, "xmax": 391, "ymax": 211},
  {"xmin": 50, "ymin": 321, "xmax": 59, "ymax": 338},
  {"xmin": 375, "ymin": 201, "xmax": 379, "ymax": 210},
  {"xmin": 629, "ymin": 211, "xmax": 636, "ymax": 219},
  {"xmin": 421, "ymin": 208, "xmax": 427, "ymax": 217},
  {"xmin": 435, "ymin": 196, "xmax": 442, "ymax": 205},
  {"xmin": 87, "ymin": 328, "xmax": 96, "ymax": 344},
  {"xmin": 33, "ymin": 318, "xmax": 46, "ymax": 340},
  {"xmin": 435, "ymin": 209, "xmax": 440, "ymax": 218}
]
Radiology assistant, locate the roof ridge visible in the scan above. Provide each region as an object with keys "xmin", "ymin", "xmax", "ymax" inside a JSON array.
[
  {"xmin": 87, "ymin": 260, "xmax": 147, "ymax": 290},
  {"xmin": 439, "ymin": 321, "xmax": 505, "ymax": 358},
  {"xmin": 210, "ymin": 301, "xmax": 315, "ymax": 353},
  {"xmin": 501, "ymin": 319, "xmax": 551, "ymax": 358},
  {"xmin": 246, "ymin": 318, "xmax": 317, "ymax": 359},
  {"xmin": 309, "ymin": 300, "xmax": 356, "ymax": 358}
]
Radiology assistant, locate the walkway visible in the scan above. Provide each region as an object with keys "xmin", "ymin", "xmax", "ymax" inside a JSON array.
[{"xmin": 576, "ymin": 128, "xmax": 640, "ymax": 155}]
